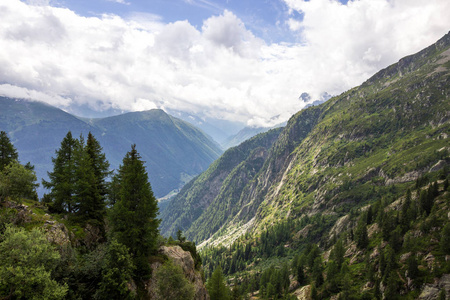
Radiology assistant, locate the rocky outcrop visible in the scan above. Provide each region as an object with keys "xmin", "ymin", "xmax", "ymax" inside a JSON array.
[
  {"xmin": 147, "ymin": 246, "xmax": 209, "ymax": 300},
  {"xmin": 293, "ymin": 285, "xmax": 311, "ymax": 300},
  {"xmin": 385, "ymin": 170, "xmax": 421, "ymax": 185},
  {"xmin": 44, "ymin": 220, "xmax": 71, "ymax": 246},
  {"xmin": 2, "ymin": 201, "xmax": 32, "ymax": 224},
  {"xmin": 418, "ymin": 285, "xmax": 441, "ymax": 300},
  {"xmin": 329, "ymin": 215, "xmax": 350, "ymax": 240},
  {"xmin": 418, "ymin": 274, "xmax": 450, "ymax": 300}
]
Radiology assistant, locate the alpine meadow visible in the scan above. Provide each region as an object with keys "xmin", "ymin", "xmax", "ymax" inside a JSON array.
[{"xmin": 1, "ymin": 1, "xmax": 450, "ymax": 299}]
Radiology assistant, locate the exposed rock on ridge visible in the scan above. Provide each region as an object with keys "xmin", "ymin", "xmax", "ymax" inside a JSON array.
[{"xmin": 147, "ymin": 246, "xmax": 209, "ymax": 300}]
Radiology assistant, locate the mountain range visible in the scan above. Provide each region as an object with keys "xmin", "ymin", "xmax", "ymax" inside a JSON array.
[
  {"xmin": 156, "ymin": 31, "xmax": 450, "ymax": 300},
  {"xmin": 0, "ymin": 98, "xmax": 222, "ymax": 198},
  {"xmin": 162, "ymin": 31, "xmax": 450, "ymax": 247},
  {"xmin": 1, "ymin": 27, "xmax": 449, "ymax": 300}
]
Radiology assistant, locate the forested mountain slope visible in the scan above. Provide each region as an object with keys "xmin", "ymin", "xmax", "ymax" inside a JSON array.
[
  {"xmin": 163, "ymin": 31, "xmax": 450, "ymax": 248},
  {"xmin": 193, "ymin": 31, "xmax": 450, "ymax": 300},
  {"xmin": 90, "ymin": 109, "xmax": 222, "ymax": 197},
  {"xmin": 0, "ymin": 100, "xmax": 222, "ymax": 197},
  {"xmin": 160, "ymin": 127, "xmax": 282, "ymax": 240}
]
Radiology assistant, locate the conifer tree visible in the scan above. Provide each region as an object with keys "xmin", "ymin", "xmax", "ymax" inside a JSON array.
[
  {"xmin": 401, "ymin": 189, "xmax": 412, "ymax": 232},
  {"xmin": 43, "ymin": 131, "xmax": 79, "ymax": 213},
  {"xmin": 310, "ymin": 283, "xmax": 318, "ymax": 300},
  {"xmin": 109, "ymin": 144, "xmax": 160, "ymax": 278},
  {"xmin": 86, "ymin": 132, "xmax": 110, "ymax": 199},
  {"xmin": 407, "ymin": 254, "xmax": 419, "ymax": 283},
  {"xmin": 441, "ymin": 223, "xmax": 450, "ymax": 255},
  {"xmin": 207, "ymin": 266, "xmax": 230, "ymax": 300},
  {"xmin": 73, "ymin": 137, "xmax": 103, "ymax": 230},
  {"xmin": 312, "ymin": 257, "xmax": 324, "ymax": 286},
  {"xmin": 355, "ymin": 219, "xmax": 369, "ymax": 249},
  {"xmin": 0, "ymin": 131, "xmax": 18, "ymax": 171},
  {"xmin": 95, "ymin": 238, "xmax": 135, "ymax": 300},
  {"xmin": 74, "ymin": 133, "xmax": 109, "ymax": 235},
  {"xmin": 419, "ymin": 189, "xmax": 432, "ymax": 216},
  {"xmin": 296, "ymin": 263, "xmax": 306, "ymax": 286},
  {"xmin": 330, "ymin": 238, "xmax": 345, "ymax": 269}
]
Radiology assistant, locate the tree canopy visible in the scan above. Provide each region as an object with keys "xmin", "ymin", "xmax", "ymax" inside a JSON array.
[
  {"xmin": 0, "ymin": 131, "xmax": 38, "ymax": 203},
  {"xmin": 42, "ymin": 132, "xmax": 110, "ymax": 235},
  {"xmin": 0, "ymin": 161, "xmax": 38, "ymax": 202}
]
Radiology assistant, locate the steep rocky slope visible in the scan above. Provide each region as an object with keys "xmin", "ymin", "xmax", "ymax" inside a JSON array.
[
  {"xmin": 195, "ymin": 32, "xmax": 450, "ymax": 300},
  {"xmin": 160, "ymin": 127, "xmax": 282, "ymax": 240}
]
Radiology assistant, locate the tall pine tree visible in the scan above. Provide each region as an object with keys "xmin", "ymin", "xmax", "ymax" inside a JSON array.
[
  {"xmin": 0, "ymin": 131, "xmax": 18, "ymax": 171},
  {"xmin": 109, "ymin": 144, "xmax": 160, "ymax": 278},
  {"xmin": 74, "ymin": 133, "xmax": 110, "ymax": 235},
  {"xmin": 42, "ymin": 131, "xmax": 79, "ymax": 213},
  {"xmin": 86, "ymin": 132, "xmax": 110, "ymax": 199},
  {"xmin": 207, "ymin": 266, "xmax": 230, "ymax": 300}
]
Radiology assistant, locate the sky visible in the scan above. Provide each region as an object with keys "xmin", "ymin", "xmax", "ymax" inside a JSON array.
[{"xmin": 0, "ymin": 0, "xmax": 449, "ymax": 127}]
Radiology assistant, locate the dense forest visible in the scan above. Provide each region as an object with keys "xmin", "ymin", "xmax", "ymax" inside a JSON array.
[{"xmin": 201, "ymin": 169, "xmax": 449, "ymax": 299}]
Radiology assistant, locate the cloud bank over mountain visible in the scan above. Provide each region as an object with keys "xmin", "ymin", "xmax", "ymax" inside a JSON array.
[{"xmin": 0, "ymin": 0, "xmax": 449, "ymax": 126}]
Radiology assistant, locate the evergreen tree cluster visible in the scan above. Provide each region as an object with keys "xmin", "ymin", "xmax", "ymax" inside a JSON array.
[
  {"xmin": 42, "ymin": 132, "xmax": 110, "ymax": 235},
  {"xmin": 0, "ymin": 131, "xmax": 163, "ymax": 299}
]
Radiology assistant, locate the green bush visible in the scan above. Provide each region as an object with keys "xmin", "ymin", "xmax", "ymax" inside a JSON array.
[{"xmin": 0, "ymin": 225, "xmax": 68, "ymax": 299}]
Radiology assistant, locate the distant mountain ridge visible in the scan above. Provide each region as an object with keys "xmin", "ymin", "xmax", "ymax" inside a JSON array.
[
  {"xmin": 165, "ymin": 109, "xmax": 246, "ymax": 145},
  {"xmin": 161, "ymin": 31, "xmax": 450, "ymax": 246},
  {"xmin": 0, "ymin": 98, "xmax": 222, "ymax": 197},
  {"xmin": 220, "ymin": 123, "xmax": 286, "ymax": 150}
]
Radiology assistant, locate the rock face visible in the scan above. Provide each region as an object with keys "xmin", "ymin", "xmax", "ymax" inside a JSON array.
[
  {"xmin": 44, "ymin": 220, "xmax": 71, "ymax": 246},
  {"xmin": 293, "ymin": 285, "xmax": 311, "ymax": 300},
  {"xmin": 147, "ymin": 246, "xmax": 209, "ymax": 300},
  {"xmin": 418, "ymin": 274, "xmax": 450, "ymax": 300}
]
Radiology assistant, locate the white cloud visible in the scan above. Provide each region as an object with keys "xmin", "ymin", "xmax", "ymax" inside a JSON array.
[
  {"xmin": 280, "ymin": 0, "xmax": 450, "ymax": 96},
  {"xmin": 202, "ymin": 10, "xmax": 264, "ymax": 57},
  {"xmin": 0, "ymin": 84, "xmax": 72, "ymax": 107},
  {"xmin": 0, "ymin": 0, "xmax": 449, "ymax": 127}
]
